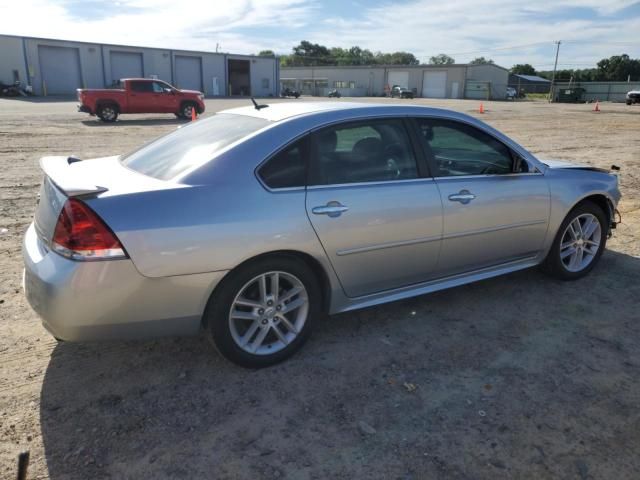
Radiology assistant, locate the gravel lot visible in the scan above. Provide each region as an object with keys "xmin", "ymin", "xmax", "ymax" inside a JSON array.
[{"xmin": 1, "ymin": 96, "xmax": 639, "ymax": 479}]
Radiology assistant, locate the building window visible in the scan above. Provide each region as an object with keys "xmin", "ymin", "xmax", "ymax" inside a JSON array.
[
  {"xmin": 262, "ymin": 78, "xmax": 270, "ymax": 89},
  {"xmin": 334, "ymin": 81, "xmax": 356, "ymax": 89}
]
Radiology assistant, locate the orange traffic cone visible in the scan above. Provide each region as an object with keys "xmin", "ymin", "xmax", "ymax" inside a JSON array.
[
  {"xmin": 593, "ymin": 101, "xmax": 600, "ymax": 112},
  {"xmin": 191, "ymin": 107, "xmax": 197, "ymax": 121},
  {"xmin": 479, "ymin": 102, "xmax": 485, "ymax": 114}
]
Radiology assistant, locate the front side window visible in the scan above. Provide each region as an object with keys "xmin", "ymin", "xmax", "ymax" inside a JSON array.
[
  {"xmin": 122, "ymin": 113, "xmax": 270, "ymax": 180},
  {"xmin": 152, "ymin": 81, "xmax": 166, "ymax": 93},
  {"xmin": 310, "ymin": 119, "xmax": 419, "ymax": 186},
  {"xmin": 415, "ymin": 118, "xmax": 519, "ymax": 176},
  {"xmin": 258, "ymin": 138, "xmax": 307, "ymax": 189}
]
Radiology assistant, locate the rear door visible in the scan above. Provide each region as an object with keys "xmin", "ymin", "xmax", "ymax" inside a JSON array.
[
  {"xmin": 413, "ymin": 117, "xmax": 550, "ymax": 276},
  {"xmin": 305, "ymin": 118, "xmax": 443, "ymax": 297}
]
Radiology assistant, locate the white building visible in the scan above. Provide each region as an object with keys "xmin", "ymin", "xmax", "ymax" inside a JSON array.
[
  {"xmin": 281, "ymin": 64, "xmax": 509, "ymax": 99},
  {"xmin": 0, "ymin": 34, "xmax": 280, "ymax": 97}
]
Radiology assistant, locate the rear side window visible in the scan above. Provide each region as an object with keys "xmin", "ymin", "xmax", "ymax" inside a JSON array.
[
  {"xmin": 121, "ymin": 114, "xmax": 270, "ymax": 180},
  {"xmin": 258, "ymin": 138, "xmax": 307, "ymax": 189},
  {"xmin": 130, "ymin": 81, "xmax": 154, "ymax": 92},
  {"xmin": 309, "ymin": 119, "xmax": 418, "ymax": 185}
]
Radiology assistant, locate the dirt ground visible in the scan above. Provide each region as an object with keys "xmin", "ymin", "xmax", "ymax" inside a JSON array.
[{"xmin": 1, "ymin": 96, "xmax": 639, "ymax": 479}]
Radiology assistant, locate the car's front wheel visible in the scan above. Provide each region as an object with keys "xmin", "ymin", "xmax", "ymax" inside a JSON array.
[
  {"xmin": 542, "ymin": 201, "xmax": 608, "ymax": 280},
  {"xmin": 205, "ymin": 256, "xmax": 321, "ymax": 368}
]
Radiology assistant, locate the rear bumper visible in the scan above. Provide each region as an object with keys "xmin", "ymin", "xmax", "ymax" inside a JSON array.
[
  {"xmin": 77, "ymin": 104, "xmax": 92, "ymax": 114},
  {"xmin": 22, "ymin": 223, "xmax": 227, "ymax": 341}
]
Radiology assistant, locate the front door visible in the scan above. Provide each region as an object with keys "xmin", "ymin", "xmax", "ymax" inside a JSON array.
[
  {"xmin": 128, "ymin": 80, "xmax": 159, "ymax": 113},
  {"xmin": 305, "ymin": 118, "xmax": 443, "ymax": 297},
  {"xmin": 153, "ymin": 81, "xmax": 179, "ymax": 112},
  {"xmin": 414, "ymin": 117, "xmax": 550, "ymax": 276}
]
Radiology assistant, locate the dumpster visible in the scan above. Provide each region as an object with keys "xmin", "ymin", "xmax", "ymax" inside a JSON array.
[{"xmin": 555, "ymin": 87, "xmax": 585, "ymax": 103}]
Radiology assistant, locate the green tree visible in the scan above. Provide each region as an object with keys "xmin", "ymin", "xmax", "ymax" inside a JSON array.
[
  {"xmin": 596, "ymin": 54, "xmax": 640, "ymax": 81},
  {"xmin": 469, "ymin": 56, "xmax": 494, "ymax": 65},
  {"xmin": 429, "ymin": 54, "xmax": 455, "ymax": 65},
  {"xmin": 510, "ymin": 64, "xmax": 537, "ymax": 75}
]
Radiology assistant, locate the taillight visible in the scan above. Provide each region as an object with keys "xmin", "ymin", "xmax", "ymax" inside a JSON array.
[{"xmin": 52, "ymin": 198, "xmax": 127, "ymax": 260}]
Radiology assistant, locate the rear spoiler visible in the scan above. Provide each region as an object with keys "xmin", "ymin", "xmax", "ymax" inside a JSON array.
[{"xmin": 39, "ymin": 156, "xmax": 108, "ymax": 197}]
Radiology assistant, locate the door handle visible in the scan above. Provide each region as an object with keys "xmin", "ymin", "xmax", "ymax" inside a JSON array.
[
  {"xmin": 448, "ymin": 190, "xmax": 476, "ymax": 204},
  {"xmin": 312, "ymin": 201, "xmax": 349, "ymax": 217}
]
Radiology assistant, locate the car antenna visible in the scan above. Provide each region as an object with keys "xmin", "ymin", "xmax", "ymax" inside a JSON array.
[{"xmin": 251, "ymin": 98, "xmax": 269, "ymax": 110}]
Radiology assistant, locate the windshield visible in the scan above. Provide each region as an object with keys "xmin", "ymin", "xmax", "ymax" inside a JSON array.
[{"xmin": 121, "ymin": 113, "xmax": 270, "ymax": 180}]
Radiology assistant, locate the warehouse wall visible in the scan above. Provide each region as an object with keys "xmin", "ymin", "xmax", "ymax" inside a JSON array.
[
  {"xmin": 282, "ymin": 65, "xmax": 477, "ymax": 98},
  {"xmin": 0, "ymin": 34, "xmax": 278, "ymax": 97},
  {"xmin": 0, "ymin": 36, "xmax": 28, "ymax": 86}
]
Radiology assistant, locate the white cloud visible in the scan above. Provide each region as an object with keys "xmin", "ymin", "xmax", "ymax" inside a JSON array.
[{"xmin": 0, "ymin": 0, "xmax": 638, "ymax": 68}]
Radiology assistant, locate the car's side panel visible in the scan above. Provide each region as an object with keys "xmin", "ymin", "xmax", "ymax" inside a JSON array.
[
  {"xmin": 540, "ymin": 168, "xmax": 620, "ymax": 256},
  {"xmin": 90, "ymin": 184, "xmax": 337, "ymax": 283}
]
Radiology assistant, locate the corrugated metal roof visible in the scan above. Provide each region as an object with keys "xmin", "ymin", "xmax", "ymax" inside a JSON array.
[{"xmin": 513, "ymin": 74, "xmax": 551, "ymax": 83}]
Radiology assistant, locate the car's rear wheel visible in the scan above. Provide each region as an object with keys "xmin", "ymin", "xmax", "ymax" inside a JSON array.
[
  {"xmin": 541, "ymin": 201, "xmax": 607, "ymax": 280},
  {"xmin": 204, "ymin": 256, "xmax": 321, "ymax": 368},
  {"xmin": 97, "ymin": 104, "xmax": 118, "ymax": 122}
]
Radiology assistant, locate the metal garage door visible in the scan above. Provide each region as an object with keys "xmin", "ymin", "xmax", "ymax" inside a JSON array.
[
  {"xmin": 175, "ymin": 55, "xmax": 203, "ymax": 91},
  {"xmin": 110, "ymin": 51, "xmax": 143, "ymax": 83},
  {"xmin": 38, "ymin": 46, "xmax": 82, "ymax": 95},
  {"xmin": 422, "ymin": 71, "xmax": 447, "ymax": 98},
  {"xmin": 388, "ymin": 71, "xmax": 409, "ymax": 88}
]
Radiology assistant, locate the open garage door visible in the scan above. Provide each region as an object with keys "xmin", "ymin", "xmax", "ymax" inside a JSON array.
[
  {"xmin": 228, "ymin": 59, "xmax": 250, "ymax": 96},
  {"xmin": 110, "ymin": 51, "xmax": 143, "ymax": 83},
  {"xmin": 422, "ymin": 71, "xmax": 447, "ymax": 98},
  {"xmin": 175, "ymin": 56, "xmax": 203, "ymax": 91},
  {"xmin": 388, "ymin": 71, "xmax": 409, "ymax": 89},
  {"xmin": 38, "ymin": 46, "xmax": 82, "ymax": 95}
]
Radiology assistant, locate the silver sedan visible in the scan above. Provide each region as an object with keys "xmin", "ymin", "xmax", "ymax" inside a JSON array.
[{"xmin": 23, "ymin": 102, "xmax": 621, "ymax": 367}]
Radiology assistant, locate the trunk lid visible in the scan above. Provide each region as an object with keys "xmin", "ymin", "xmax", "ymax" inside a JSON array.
[{"xmin": 34, "ymin": 155, "xmax": 179, "ymax": 245}]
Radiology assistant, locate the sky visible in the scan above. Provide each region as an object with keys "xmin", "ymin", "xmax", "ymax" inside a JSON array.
[{"xmin": 1, "ymin": 0, "xmax": 639, "ymax": 70}]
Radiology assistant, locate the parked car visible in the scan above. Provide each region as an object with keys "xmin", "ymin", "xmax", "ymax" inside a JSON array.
[
  {"xmin": 328, "ymin": 89, "xmax": 341, "ymax": 98},
  {"xmin": 626, "ymin": 90, "xmax": 640, "ymax": 105},
  {"xmin": 506, "ymin": 87, "xmax": 517, "ymax": 100},
  {"xmin": 391, "ymin": 85, "xmax": 414, "ymax": 99},
  {"xmin": 23, "ymin": 103, "xmax": 620, "ymax": 367},
  {"xmin": 77, "ymin": 78, "xmax": 205, "ymax": 122},
  {"xmin": 280, "ymin": 87, "xmax": 300, "ymax": 99}
]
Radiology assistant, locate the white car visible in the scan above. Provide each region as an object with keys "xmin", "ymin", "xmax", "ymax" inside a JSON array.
[{"xmin": 506, "ymin": 87, "xmax": 518, "ymax": 100}]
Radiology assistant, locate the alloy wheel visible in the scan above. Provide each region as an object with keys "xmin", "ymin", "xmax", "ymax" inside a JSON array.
[
  {"xmin": 559, "ymin": 213, "xmax": 602, "ymax": 272},
  {"xmin": 228, "ymin": 271, "xmax": 309, "ymax": 355}
]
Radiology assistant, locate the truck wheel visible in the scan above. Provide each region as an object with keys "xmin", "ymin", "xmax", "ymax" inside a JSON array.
[
  {"xmin": 97, "ymin": 104, "xmax": 118, "ymax": 122},
  {"xmin": 178, "ymin": 102, "xmax": 196, "ymax": 119}
]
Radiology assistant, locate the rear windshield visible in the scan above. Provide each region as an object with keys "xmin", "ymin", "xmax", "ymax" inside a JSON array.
[{"xmin": 121, "ymin": 113, "xmax": 270, "ymax": 180}]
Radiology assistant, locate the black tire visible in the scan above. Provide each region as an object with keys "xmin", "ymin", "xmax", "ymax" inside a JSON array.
[
  {"xmin": 204, "ymin": 255, "xmax": 322, "ymax": 368},
  {"xmin": 97, "ymin": 104, "xmax": 118, "ymax": 122},
  {"xmin": 541, "ymin": 200, "xmax": 608, "ymax": 280},
  {"xmin": 627, "ymin": 100, "xmax": 632, "ymax": 105},
  {"xmin": 178, "ymin": 102, "xmax": 196, "ymax": 119}
]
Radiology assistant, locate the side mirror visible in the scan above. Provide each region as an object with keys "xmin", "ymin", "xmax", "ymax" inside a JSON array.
[{"xmin": 164, "ymin": 88, "xmax": 173, "ymax": 94}]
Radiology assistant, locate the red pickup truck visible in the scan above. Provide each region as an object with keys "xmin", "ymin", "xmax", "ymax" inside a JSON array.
[{"xmin": 77, "ymin": 78, "xmax": 205, "ymax": 122}]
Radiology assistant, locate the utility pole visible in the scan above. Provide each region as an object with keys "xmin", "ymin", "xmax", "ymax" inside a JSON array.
[{"xmin": 549, "ymin": 40, "xmax": 561, "ymax": 102}]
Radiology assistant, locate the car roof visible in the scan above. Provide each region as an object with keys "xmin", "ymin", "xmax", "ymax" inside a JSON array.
[{"xmin": 220, "ymin": 101, "xmax": 460, "ymax": 122}]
